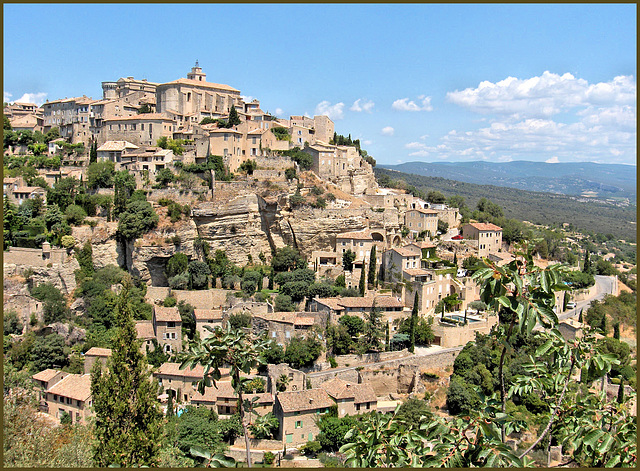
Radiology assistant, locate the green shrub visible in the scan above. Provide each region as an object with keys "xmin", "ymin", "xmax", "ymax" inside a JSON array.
[{"xmin": 163, "ymin": 296, "xmax": 177, "ymax": 307}]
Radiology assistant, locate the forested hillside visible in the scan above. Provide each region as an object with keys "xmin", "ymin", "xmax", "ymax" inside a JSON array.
[{"xmin": 375, "ymin": 168, "xmax": 637, "ymax": 242}]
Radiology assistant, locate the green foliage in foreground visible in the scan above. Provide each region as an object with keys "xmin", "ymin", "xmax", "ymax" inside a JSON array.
[{"xmin": 338, "ymin": 242, "xmax": 636, "ymax": 467}]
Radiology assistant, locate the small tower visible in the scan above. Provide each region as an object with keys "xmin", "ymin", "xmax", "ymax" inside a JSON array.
[{"xmin": 187, "ymin": 60, "xmax": 206, "ymax": 82}]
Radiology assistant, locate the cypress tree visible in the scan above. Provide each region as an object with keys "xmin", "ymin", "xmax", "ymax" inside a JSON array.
[
  {"xmin": 453, "ymin": 252, "xmax": 458, "ymax": 266},
  {"xmin": 91, "ymin": 278, "xmax": 164, "ymax": 467},
  {"xmin": 562, "ymin": 292, "xmax": 568, "ymax": 311},
  {"xmin": 228, "ymin": 105, "xmax": 241, "ymax": 126},
  {"xmin": 359, "ymin": 262, "xmax": 366, "ymax": 297},
  {"xmin": 617, "ymin": 377, "xmax": 625, "ymax": 404},
  {"xmin": 89, "ymin": 141, "xmax": 98, "ymax": 164},
  {"xmin": 368, "ymin": 245, "xmax": 377, "ymax": 288},
  {"xmin": 578, "ymin": 308, "xmax": 584, "ymax": 323},
  {"xmin": 613, "ymin": 322, "xmax": 620, "ymax": 340},
  {"xmin": 409, "ymin": 291, "xmax": 419, "ymax": 353},
  {"xmin": 583, "ymin": 249, "xmax": 591, "ymax": 274}
]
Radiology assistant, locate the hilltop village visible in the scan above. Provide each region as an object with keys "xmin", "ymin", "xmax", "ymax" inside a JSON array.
[{"xmin": 4, "ymin": 63, "xmax": 634, "ymax": 465}]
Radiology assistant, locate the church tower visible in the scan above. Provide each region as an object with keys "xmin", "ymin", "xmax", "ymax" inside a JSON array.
[{"xmin": 187, "ymin": 60, "xmax": 207, "ymax": 82}]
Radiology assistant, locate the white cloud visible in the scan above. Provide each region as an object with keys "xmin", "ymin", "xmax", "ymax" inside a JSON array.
[
  {"xmin": 446, "ymin": 71, "xmax": 636, "ymax": 119},
  {"xmin": 4, "ymin": 92, "xmax": 12, "ymax": 103},
  {"xmin": 315, "ymin": 100, "xmax": 345, "ymax": 120},
  {"xmin": 363, "ymin": 140, "xmax": 372, "ymax": 145},
  {"xmin": 392, "ymin": 95, "xmax": 433, "ymax": 112},
  {"xmin": 545, "ymin": 156, "xmax": 560, "ymax": 163},
  {"xmin": 275, "ymin": 108, "xmax": 284, "ymax": 116},
  {"xmin": 405, "ymin": 141, "xmax": 426, "ymax": 150},
  {"xmin": 241, "ymin": 95, "xmax": 255, "ymax": 103},
  {"xmin": 408, "ymin": 150, "xmax": 430, "ymax": 157},
  {"xmin": 9, "ymin": 92, "xmax": 48, "ymax": 106},
  {"xmin": 381, "ymin": 126, "xmax": 395, "ymax": 136},
  {"xmin": 350, "ymin": 98, "xmax": 375, "ymax": 113}
]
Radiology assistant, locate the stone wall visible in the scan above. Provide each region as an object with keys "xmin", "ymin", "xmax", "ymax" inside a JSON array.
[
  {"xmin": 252, "ymin": 170, "xmax": 287, "ymax": 182},
  {"xmin": 331, "ymin": 349, "xmax": 411, "ymax": 369},
  {"xmin": 3, "ymin": 246, "xmax": 68, "ymax": 267},
  {"xmin": 255, "ymin": 155, "xmax": 294, "ymax": 170},
  {"xmin": 146, "ymin": 188, "xmax": 207, "ymax": 205}
]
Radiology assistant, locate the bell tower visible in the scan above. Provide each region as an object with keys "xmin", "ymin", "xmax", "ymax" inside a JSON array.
[{"xmin": 187, "ymin": 60, "xmax": 207, "ymax": 82}]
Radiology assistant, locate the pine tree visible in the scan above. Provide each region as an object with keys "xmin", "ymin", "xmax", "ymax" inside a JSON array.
[
  {"xmin": 368, "ymin": 245, "xmax": 377, "ymax": 288},
  {"xmin": 409, "ymin": 291, "xmax": 419, "ymax": 353},
  {"xmin": 91, "ymin": 278, "xmax": 164, "ymax": 467},
  {"xmin": 228, "ymin": 105, "xmax": 241, "ymax": 126},
  {"xmin": 359, "ymin": 262, "xmax": 366, "ymax": 297}
]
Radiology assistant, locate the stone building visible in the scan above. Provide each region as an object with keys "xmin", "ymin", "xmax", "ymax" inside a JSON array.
[
  {"xmin": 274, "ymin": 388, "xmax": 335, "ymax": 446},
  {"xmin": 153, "ymin": 362, "xmax": 230, "ymax": 403},
  {"xmin": 98, "ymin": 113, "xmax": 175, "ymax": 147},
  {"xmin": 42, "ymin": 96, "xmax": 95, "ymax": 146},
  {"xmin": 193, "ymin": 308, "xmax": 224, "ymax": 339},
  {"xmin": 32, "ymin": 369, "xmax": 68, "ymax": 409},
  {"xmin": 153, "ymin": 305, "xmax": 183, "ymax": 354},
  {"xmin": 309, "ymin": 296, "xmax": 406, "ymax": 326},
  {"xmin": 267, "ymin": 364, "xmax": 307, "ymax": 393},
  {"xmin": 156, "ymin": 62, "xmax": 242, "ymax": 127},
  {"xmin": 405, "ymin": 208, "xmax": 439, "ymax": 238},
  {"xmin": 44, "ymin": 373, "xmax": 93, "ymax": 425},
  {"xmin": 461, "ymin": 222, "xmax": 503, "ymax": 257},
  {"xmin": 319, "ymin": 377, "xmax": 377, "ymax": 416},
  {"xmin": 83, "ymin": 347, "xmax": 112, "ymax": 374},
  {"xmin": 251, "ymin": 312, "xmax": 316, "ymax": 347}
]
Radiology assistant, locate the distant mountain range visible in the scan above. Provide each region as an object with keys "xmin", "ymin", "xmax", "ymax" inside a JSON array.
[{"xmin": 379, "ymin": 161, "xmax": 636, "ymax": 202}]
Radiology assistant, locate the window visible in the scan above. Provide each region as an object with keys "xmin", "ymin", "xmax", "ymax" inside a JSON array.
[
  {"xmin": 272, "ymin": 331, "xmax": 276, "ymax": 338},
  {"xmin": 141, "ymin": 123, "xmax": 144, "ymax": 130},
  {"xmin": 309, "ymin": 433, "xmax": 313, "ymax": 441},
  {"xmin": 53, "ymin": 394, "xmax": 58, "ymax": 401},
  {"xmin": 295, "ymin": 420, "xmax": 302, "ymax": 428},
  {"xmin": 224, "ymin": 134, "xmax": 228, "ymax": 141},
  {"xmin": 286, "ymin": 434, "xmax": 293, "ymax": 444},
  {"xmin": 167, "ymin": 321, "xmax": 175, "ymax": 328}
]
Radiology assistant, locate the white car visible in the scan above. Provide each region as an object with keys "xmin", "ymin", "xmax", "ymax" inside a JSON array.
[{"xmin": 566, "ymin": 302, "xmax": 577, "ymax": 309}]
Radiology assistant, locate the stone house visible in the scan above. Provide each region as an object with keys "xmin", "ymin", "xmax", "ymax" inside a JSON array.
[
  {"xmin": 405, "ymin": 208, "xmax": 439, "ymax": 238},
  {"xmin": 9, "ymin": 113, "xmax": 43, "ymax": 133},
  {"xmin": 319, "ymin": 378, "xmax": 377, "ymax": 417},
  {"xmin": 32, "ymin": 369, "xmax": 68, "ymax": 409},
  {"xmin": 461, "ymin": 222, "xmax": 503, "ymax": 257},
  {"xmin": 193, "ymin": 308, "xmax": 224, "ymax": 339},
  {"xmin": 430, "ymin": 313, "xmax": 498, "ymax": 348},
  {"xmin": 267, "ymin": 364, "xmax": 307, "ymax": 393},
  {"xmin": 83, "ymin": 347, "xmax": 112, "ymax": 374},
  {"xmin": 309, "ymin": 296, "xmax": 406, "ymax": 326},
  {"xmin": 42, "ymin": 96, "xmax": 95, "ymax": 146},
  {"xmin": 155, "ymin": 62, "xmax": 242, "ymax": 127},
  {"xmin": 558, "ymin": 318, "xmax": 587, "ymax": 341},
  {"xmin": 383, "ymin": 245, "xmax": 423, "ymax": 281},
  {"xmin": 251, "ymin": 312, "xmax": 316, "ymax": 347},
  {"xmin": 3, "ymin": 292, "xmax": 43, "ymax": 330},
  {"xmin": 135, "ymin": 320, "xmax": 156, "ymax": 352},
  {"xmin": 96, "ymin": 140, "xmax": 139, "ymax": 165},
  {"xmin": 274, "ymin": 388, "xmax": 335, "ymax": 446},
  {"xmin": 153, "ymin": 305, "xmax": 182, "ymax": 354},
  {"xmin": 98, "ymin": 113, "xmax": 175, "ymax": 147},
  {"xmin": 336, "ymin": 229, "xmax": 377, "ymax": 265},
  {"xmin": 305, "ymin": 142, "xmax": 362, "ymax": 180},
  {"xmin": 44, "ymin": 373, "xmax": 93, "ymax": 424},
  {"xmin": 153, "ymin": 362, "xmax": 230, "ymax": 403},
  {"xmin": 192, "ymin": 380, "xmax": 274, "ymax": 418}
]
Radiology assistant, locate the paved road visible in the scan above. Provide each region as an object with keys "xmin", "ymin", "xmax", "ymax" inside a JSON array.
[{"xmin": 557, "ymin": 275, "xmax": 616, "ymax": 321}]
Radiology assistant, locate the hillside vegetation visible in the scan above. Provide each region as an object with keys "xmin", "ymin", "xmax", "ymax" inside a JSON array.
[{"xmin": 375, "ymin": 168, "xmax": 637, "ymax": 242}]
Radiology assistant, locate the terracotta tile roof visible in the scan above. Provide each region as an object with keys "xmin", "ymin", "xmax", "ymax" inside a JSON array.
[
  {"xmin": 403, "ymin": 268, "xmax": 430, "ymax": 277},
  {"xmin": 256, "ymin": 312, "xmax": 297, "ymax": 325},
  {"xmin": 135, "ymin": 320, "xmax": 155, "ymax": 339},
  {"xmin": 314, "ymin": 298, "xmax": 344, "ymax": 311},
  {"xmin": 162, "ymin": 78, "xmax": 240, "ymax": 93},
  {"xmin": 194, "ymin": 309, "xmax": 223, "ymax": 321},
  {"xmin": 319, "ymin": 378, "xmax": 352, "ymax": 400},
  {"xmin": 409, "ymin": 208, "xmax": 438, "ymax": 215},
  {"xmin": 294, "ymin": 317, "xmax": 315, "ymax": 327},
  {"xmin": 32, "ymin": 369, "xmax": 64, "ymax": 382},
  {"xmin": 392, "ymin": 246, "xmax": 422, "ymax": 257},
  {"xmin": 154, "ymin": 305, "xmax": 181, "ymax": 323},
  {"xmin": 333, "ymin": 296, "xmax": 404, "ymax": 309},
  {"xmin": 352, "ymin": 383, "xmax": 377, "ymax": 404},
  {"xmin": 277, "ymin": 388, "xmax": 335, "ymax": 413},
  {"xmin": 409, "ymin": 241, "xmax": 436, "ymax": 249},
  {"xmin": 208, "ymin": 128, "xmax": 242, "ymax": 134},
  {"xmin": 13, "ymin": 186, "xmax": 44, "ymax": 194},
  {"xmin": 190, "ymin": 385, "xmax": 218, "ymax": 402},
  {"xmin": 336, "ymin": 230, "xmax": 373, "ymax": 241},
  {"xmin": 97, "ymin": 140, "xmax": 139, "ymax": 152},
  {"xmin": 103, "ymin": 113, "xmax": 174, "ymax": 122},
  {"xmin": 156, "ymin": 362, "xmax": 205, "ymax": 379},
  {"xmin": 85, "ymin": 347, "xmax": 112, "ymax": 357},
  {"xmin": 47, "ymin": 374, "xmax": 92, "ymax": 401},
  {"xmin": 467, "ymin": 222, "xmax": 502, "ymax": 232}
]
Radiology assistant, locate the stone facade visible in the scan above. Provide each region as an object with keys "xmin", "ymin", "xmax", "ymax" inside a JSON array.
[
  {"xmin": 405, "ymin": 208, "xmax": 438, "ymax": 238},
  {"xmin": 461, "ymin": 222, "xmax": 503, "ymax": 257}
]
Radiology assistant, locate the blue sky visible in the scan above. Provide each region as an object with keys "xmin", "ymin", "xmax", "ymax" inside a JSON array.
[{"xmin": 4, "ymin": 3, "xmax": 636, "ymax": 165}]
